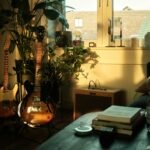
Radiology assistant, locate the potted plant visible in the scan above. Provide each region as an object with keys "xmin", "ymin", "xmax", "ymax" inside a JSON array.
[
  {"xmin": 0, "ymin": 0, "xmax": 99, "ymax": 106},
  {"xmin": 40, "ymin": 45, "xmax": 99, "ymax": 104}
]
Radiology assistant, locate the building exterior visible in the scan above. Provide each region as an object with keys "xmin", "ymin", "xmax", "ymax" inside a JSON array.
[{"xmin": 66, "ymin": 10, "xmax": 150, "ymax": 46}]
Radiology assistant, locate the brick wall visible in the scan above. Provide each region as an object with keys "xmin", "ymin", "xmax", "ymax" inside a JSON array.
[{"xmin": 66, "ymin": 10, "xmax": 150, "ymax": 41}]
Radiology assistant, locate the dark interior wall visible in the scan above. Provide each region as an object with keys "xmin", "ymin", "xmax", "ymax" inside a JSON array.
[
  {"xmin": 147, "ymin": 62, "xmax": 150, "ymax": 77},
  {"xmin": 0, "ymin": 0, "xmax": 11, "ymax": 10}
]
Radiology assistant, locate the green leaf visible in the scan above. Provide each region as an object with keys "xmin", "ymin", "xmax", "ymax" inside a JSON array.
[
  {"xmin": 21, "ymin": 14, "xmax": 35, "ymax": 25},
  {"xmin": 66, "ymin": 6, "xmax": 75, "ymax": 10},
  {"xmin": 0, "ymin": 10, "xmax": 12, "ymax": 17},
  {"xmin": 57, "ymin": 0, "xmax": 65, "ymax": 2},
  {"xmin": 33, "ymin": 2, "xmax": 46, "ymax": 11},
  {"xmin": 10, "ymin": 29, "xmax": 19, "ymax": 38},
  {"xmin": 11, "ymin": 0, "xmax": 30, "ymax": 10},
  {"xmin": 14, "ymin": 0, "xmax": 30, "ymax": 13},
  {"xmin": 9, "ymin": 40, "xmax": 16, "ymax": 53},
  {"xmin": 59, "ymin": 16, "xmax": 69, "ymax": 28},
  {"xmin": 46, "ymin": 0, "xmax": 62, "ymax": 8},
  {"xmin": 0, "ymin": 10, "xmax": 13, "ymax": 28},
  {"xmin": 44, "ymin": 9, "xmax": 59, "ymax": 20}
]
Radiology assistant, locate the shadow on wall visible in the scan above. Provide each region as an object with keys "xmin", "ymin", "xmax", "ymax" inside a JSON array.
[
  {"xmin": 144, "ymin": 32, "xmax": 150, "ymax": 77},
  {"xmin": 144, "ymin": 32, "xmax": 150, "ymax": 50}
]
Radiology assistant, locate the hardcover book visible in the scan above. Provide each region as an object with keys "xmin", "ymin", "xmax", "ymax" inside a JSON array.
[
  {"xmin": 96, "ymin": 105, "xmax": 142, "ymax": 124},
  {"xmin": 92, "ymin": 124, "xmax": 133, "ymax": 136},
  {"xmin": 92, "ymin": 112, "xmax": 144, "ymax": 130}
]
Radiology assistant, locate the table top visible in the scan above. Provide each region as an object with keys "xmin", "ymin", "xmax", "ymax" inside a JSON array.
[
  {"xmin": 37, "ymin": 112, "xmax": 150, "ymax": 150},
  {"xmin": 74, "ymin": 88, "xmax": 122, "ymax": 94}
]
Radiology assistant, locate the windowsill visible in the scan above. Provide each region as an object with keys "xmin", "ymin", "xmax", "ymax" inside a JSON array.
[{"xmin": 90, "ymin": 46, "xmax": 150, "ymax": 51}]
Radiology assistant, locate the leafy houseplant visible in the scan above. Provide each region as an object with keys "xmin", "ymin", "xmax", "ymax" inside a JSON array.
[
  {"xmin": 42, "ymin": 46, "xmax": 99, "ymax": 83},
  {"xmin": 40, "ymin": 45, "xmax": 99, "ymax": 103},
  {"xmin": 0, "ymin": 0, "xmax": 69, "ymax": 76},
  {"xmin": 0, "ymin": 0, "xmax": 99, "ymax": 104}
]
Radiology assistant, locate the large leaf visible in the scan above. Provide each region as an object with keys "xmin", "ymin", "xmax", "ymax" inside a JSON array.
[
  {"xmin": 0, "ymin": 16, "xmax": 9, "ymax": 28},
  {"xmin": 44, "ymin": 9, "xmax": 59, "ymax": 20},
  {"xmin": 66, "ymin": 6, "xmax": 75, "ymax": 10},
  {"xmin": 0, "ymin": 10, "xmax": 13, "ymax": 29},
  {"xmin": 11, "ymin": 0, "xmax": 21, "ymax": 8},
  {"xmin": 0, "ymin": 10, "xmax": 12, "ymax": 17},
  {"xmin": 19, "ymin": 13, "xmax": 35, "ymax": 25},
  {"xmin": 9, "ymin": 40, "xmax": 16, "ymax": 53},
  {"xmin": 11, "ymin": 0, "xmax": 30, "ymax": 12},
  {"xmin": 10, "ymin": 29, "xmax": 20, "ymax": 38},
  {"xmin": 26, "ymin": 25, "xmax": 37, "ymax": 33},
  {"xmin": 58, "ymin": 15, "xmax": 69, "ymax": 28},
  {"xmin": 15, "ymin": 0, "xmax": 31, "ymax": 25},
  {"xmin": 46, "ymin": 1, "xmax": 61, "ymax": 8},
  {"xmin": 56, "ymin": 0, "xmax": 65, "ymax": 2},
  {"xmin": 33, "ymin": 2, "xmax": 46, "ymax": 11}
]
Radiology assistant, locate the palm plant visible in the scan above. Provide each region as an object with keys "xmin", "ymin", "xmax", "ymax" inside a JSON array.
[{"xmin": 0, "ymin": 0, "xmax": 99, "ymax": 104}]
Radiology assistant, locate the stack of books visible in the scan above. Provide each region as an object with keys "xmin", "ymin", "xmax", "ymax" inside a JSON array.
[{"xmin": 92, "ymin": 105, "xmax": 144, "ymax": 136}]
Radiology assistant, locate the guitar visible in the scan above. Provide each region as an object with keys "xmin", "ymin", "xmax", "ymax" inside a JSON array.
[
  {"xmin": 19, "ymin": 26, "xmax": 54, "ymax": 127},
  {"xmin": 0, "ymin": 34, "xmax": 18, "ymax": 118}
]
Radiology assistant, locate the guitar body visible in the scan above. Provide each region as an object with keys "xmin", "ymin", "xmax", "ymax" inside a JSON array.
[
  {"xmin": 0, "ymin": 34, "xmax": 20, "ymax": 118},
  {"xmin": 19, "ymin": 91, "xmax": 54, "ymax": 127},
  {"xmin": 0, "ymin": 84, "xmax": 18, "ymax": 117}
]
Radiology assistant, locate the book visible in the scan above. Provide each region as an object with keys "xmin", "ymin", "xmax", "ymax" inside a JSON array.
[
  {"xmin": 96, "ymin": 105, "xmax": 142, "ymax": 124},
  {"xmin": 92, "ymin": 113, "xmax": 144, "ymax": 130},
  {"xmin": 92, "ymin": 124, "xmax": 133, "ymax": 136}
]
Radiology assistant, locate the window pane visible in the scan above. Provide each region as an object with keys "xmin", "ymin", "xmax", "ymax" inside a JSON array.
[
  {"xmin": 75, "ymin": 19, "xmax": 83, "ymax": 27},
  {"xmin": 114, "ymin": 0, "xmax": 150, "ymax": 46},
  {"xmin": 65, "ymin": 0, "xmax": 97, "ymax": 46}
]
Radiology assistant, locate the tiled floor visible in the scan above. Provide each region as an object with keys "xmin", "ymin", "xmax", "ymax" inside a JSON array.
[{"xmin": 0, "ymin": 109, "xmax": 73, "ymax": 150}]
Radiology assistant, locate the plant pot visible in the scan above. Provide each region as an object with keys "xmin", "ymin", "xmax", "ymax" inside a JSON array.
[{"xmin": 55, "ymin": 31, "xmax": 72, "ymax": 47}]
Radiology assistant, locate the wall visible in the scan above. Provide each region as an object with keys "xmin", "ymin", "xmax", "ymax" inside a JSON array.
[
  {"xmin": 1, "ymin": 40, "xmax": 150, "ymax": 108},
  {"xmin": 75, "ymin": 47, "xmax": 150, "ymax": 106}
]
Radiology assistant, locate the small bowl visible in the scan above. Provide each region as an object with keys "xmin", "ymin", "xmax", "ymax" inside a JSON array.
[{"xmin": 74, "ymin": 125, "xmax": 93, "ymax": 136}]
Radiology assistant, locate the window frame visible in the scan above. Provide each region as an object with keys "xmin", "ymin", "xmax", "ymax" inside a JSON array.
[
  {"xmin": 65, "ymin": 0, "xmax": 113, "ymax": 48},
  {"xmin": 97, "ymin": 0, "xmax": 113, "ymax": 47},
  {"xmin": 75, "ymin": 18, "xmax": 83, "ymax": 27}
]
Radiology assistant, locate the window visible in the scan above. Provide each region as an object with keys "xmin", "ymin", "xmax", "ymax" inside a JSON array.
[
  {"xmin": 113, "ymin": 0, "xmax": 150, "ymax": 47},
  {"xmin": 65, "ymin": 0, "xmax": 97, "ymax": 46},
  {"xmin": 75, "ymin": 18, "xmax": 83, "ymax": 27},
  {"xmin": 65, "ymin": 0, "xmax": 150, "ymax": 47}
]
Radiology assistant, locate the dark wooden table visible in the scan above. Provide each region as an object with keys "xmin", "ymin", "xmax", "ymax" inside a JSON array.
[{"xmin": 37, "ymin": 112, "xmax": 150, "ymax": 150}]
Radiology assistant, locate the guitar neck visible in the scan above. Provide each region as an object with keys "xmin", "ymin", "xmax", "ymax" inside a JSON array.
[
  {"xmin": 34, "ymin": 42, "xmax": 43, "ymax": 92},
  {"xmin": 3, "ymin": 34, "xmax": 11, "ymax": 91}
]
